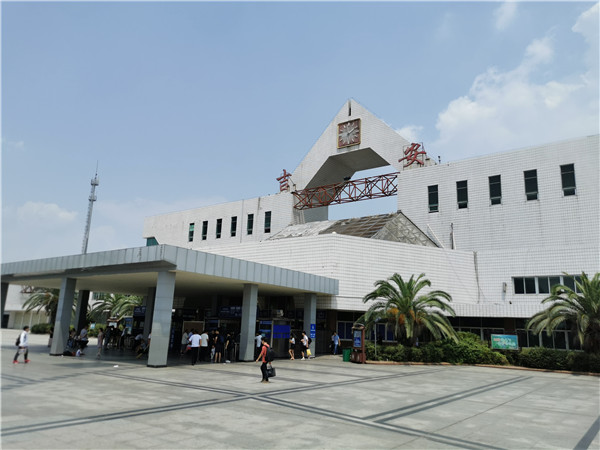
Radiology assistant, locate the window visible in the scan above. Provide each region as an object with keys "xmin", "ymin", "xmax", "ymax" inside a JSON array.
[
  {"xmin": 489, "ymin": 175, "xmax": 502, "ymax": 205},
  {"xmin": 456, "ymin": 180, "xmax": 468, "ymax": 209},
  {"xmin": 264, "ymin": 211, "xmax": 271, "ymax": 233},
  {"xmin": 216, "ymin": 219, "xmax": 222, "ymax": 239},
  {"xmin": 513, "ymin": 277, "xmax": 535, "ymax": 294},
  {"xmin": 560, "ymin": 164, "xmax": 576, "ymax": 196},
  {"xmin": 188, "ymin": 223, "xmax": 195, "ymax": 242},
  {"xmin": 146, "ymin": 237, "xmax": 158, "ymax": 246},
  {"xmin": 230, "ymin": 216, "xmax": 237, "ymax": 237},
  {"xmin": 524, "ymin": 169, "xmax": 538, "ymax": 200},
  {"xmin": 247, "ymin": 214, "xmax": 254, "ymax": 235},
  {"xmin": 538, "ymin": 277, "xmax": 550, "ymax": 294},
  {"xmin": 201, "ymin": 221, "xmax": 208, "ymax": 241},
  {"xmin": 428, "ymin": 185, "xmax": 438, "ymax": 213}
]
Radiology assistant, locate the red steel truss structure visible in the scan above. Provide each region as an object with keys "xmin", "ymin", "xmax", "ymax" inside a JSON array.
[{"xmin": 292, "ymin": 172, "xmax": 398, "ymax": 210}]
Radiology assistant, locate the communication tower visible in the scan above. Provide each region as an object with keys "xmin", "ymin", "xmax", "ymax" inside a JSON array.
[{"xmin": 81, "ymin": 167, "xmax": 99, "ymax": 254}]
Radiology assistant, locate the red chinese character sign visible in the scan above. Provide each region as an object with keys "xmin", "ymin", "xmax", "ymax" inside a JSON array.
[
  {"xmin": 399, "ymin": 143, "xmax": 427, "ymax": 167},
  {"xmin": 276, "ymin": 169, "xmax": 292, "ymax": 192}
]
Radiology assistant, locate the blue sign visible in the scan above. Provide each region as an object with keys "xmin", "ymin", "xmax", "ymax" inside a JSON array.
[
  {"xmin": 273, "ymin": 324, "xmax": 291, "ymax": 339},
  {"xmin": 310, "ymin": 324, "xmax": 316, "ymax": 339},
  {"xmin": 353, "ymin": 330, "xmax": 362, "ymax": 348}
]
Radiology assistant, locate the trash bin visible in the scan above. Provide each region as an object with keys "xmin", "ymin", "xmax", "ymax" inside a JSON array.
[{"xmin": 342, "ymin": 348, "xmax": 351, "ymax": 362}]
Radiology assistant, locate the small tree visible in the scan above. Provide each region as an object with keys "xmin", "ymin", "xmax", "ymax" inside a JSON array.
[
  {"xmin": 359, "ymin": 273, "xmax": 457, "ymax": 346},
  {"xmin": 23, "ymin": 288, "xmax": 60, "ymax": 323},
  {"xmin": 527, "ymin": 272, "xmax": 600, "ymax": 354}
]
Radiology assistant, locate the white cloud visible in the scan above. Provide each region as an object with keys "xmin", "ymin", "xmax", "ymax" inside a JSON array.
[
  {"xmin": 1, "ymin": 138, "xmax": 25, "ymax": 151},
  {"xmin": 396, "ymin": 125, "xmax": 423, "ymax": 143},
  {"xmin": 16, "ymin": 201, "xmax": 78, "ymax": 224},
  {"xmin": 494, "ymin": 1, "xmax": 518, "ymax": 31},
  {"xmin": 432, "ymin": 4, "xmax": 599, "ymax": 160}
]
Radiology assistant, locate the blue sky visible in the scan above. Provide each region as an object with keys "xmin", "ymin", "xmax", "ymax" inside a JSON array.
[{"xmin": 2, "ymin": 1, "xmax": 598, "ymax": 262}]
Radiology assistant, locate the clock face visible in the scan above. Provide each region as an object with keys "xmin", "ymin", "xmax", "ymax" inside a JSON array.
[{"xmin": 337, "ymin": 119, "xmax": 361, "ymax": 148}]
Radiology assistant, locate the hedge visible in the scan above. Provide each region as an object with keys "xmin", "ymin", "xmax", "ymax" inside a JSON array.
[{"xmin": 365, "ymin": 332, "xmax": 599, "ymax": 373}]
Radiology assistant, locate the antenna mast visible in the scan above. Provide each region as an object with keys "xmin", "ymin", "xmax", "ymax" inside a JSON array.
[{"xmin": 81, "ymin": 165, "xmax": 99, "ymax": 254}]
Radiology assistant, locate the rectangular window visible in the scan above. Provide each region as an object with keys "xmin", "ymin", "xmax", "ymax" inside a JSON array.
[
  {"xmin": 524, "ymin": 169, "xmax": 538, "ymax": 200},
  {"xmin": 188, "ymin": 223, "xmax": 195, "ymax": 242},
  {"xmin": 563, "ymin": 276, "xmax": 576, "ymax": 292},
  {"xmin": 538, "ymin": 277, "xmax": 550, "ymax": 294},
  {"xmin": 428, "ymin": 185, "xmax": 438, "ymax": 213},
  {"xmin": 264, "ymin": 211, "xmax": 271, "ymax": 233},
  {"xmin": 456, "ymin": 180, "xmax": 468, "ymax": 209},
  {"xmin": 247, "ymin": 214, "xmax": 254, "ymax": 235},
  {"xmin": 230, "ymin": 216, "xmax": 237, "ymax": 237},
  {"xmin": 489, "ymin": 175, "xmax": 502, "ymax": 205},
  {"xmin": 549, "ymin": 276, "xmax": 561, "ymax": 291},
  {"xmin": 202, "ymin": 221, "xmax": 208, "ymax": 241},
  {"xmin": 524, "ymin": 277, "xmax": 536, "ymax": 294},
  {"xmin": 560, "ymin": 164, "xmax": 576, "ymax": 196},
  {"xmin": 514, "ymin": 277, "xmax": 525, "ymax": 294},
  {"xmin": 216, "ymin": 219, "xmax": 222, "ymax": 239}
]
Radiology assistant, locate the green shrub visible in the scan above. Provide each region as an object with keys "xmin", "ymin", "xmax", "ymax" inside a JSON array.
[
  {"xmin": 566, "ymin": 352, "xmax": 600, "ymax": 373},
  {"xmin": 421, "ymin": 342, "xmax": 445, "ymax": 363},
  {"xmin": 30, "ymin": 323, "xmax": 52, "ymax": 334},
  {"xmin": 519, "ymin": 347, "xmax": 569, "ymax": 370}
]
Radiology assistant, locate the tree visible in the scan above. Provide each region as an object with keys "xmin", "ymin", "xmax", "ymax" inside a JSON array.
[
  {"xmin": 527, "ymin": 272, "xmax": 600, "ymax": 354},
  {"xmin": 23, "ymin": 288, "xmax": 61, "ymax": 323},
  {"xmin": 89, "ymin": 293, "xmax": 142, "ymax": 322},
  {"xmin": 358, "ymin": 273, "xmax": 457, "ymax": 346}
]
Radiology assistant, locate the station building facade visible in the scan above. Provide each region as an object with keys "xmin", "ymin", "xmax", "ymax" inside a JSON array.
[{"xmin": 143, "ymin": 100, "xmax": 600, "ymax": 351}]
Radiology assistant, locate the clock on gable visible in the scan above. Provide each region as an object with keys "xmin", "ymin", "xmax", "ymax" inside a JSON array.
[{"xmin": 337, "ymin": 119, "xmax": 361, "ymax": 148}]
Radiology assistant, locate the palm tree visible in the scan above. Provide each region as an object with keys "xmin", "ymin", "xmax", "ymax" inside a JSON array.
[
  {"xmin": 358, "ymin": 273, "xmax": 457, "ymax": 346},
  {"xmin": 89, "ymin": 293, "xmax": 142, "ymax": 322},
  {"xmin": 23, "ymin": 288, "xmax": 61, "ymax": 323},
  {"xmin": 527, "ymin": 272, "xmax": 600, "ymax": 354}
]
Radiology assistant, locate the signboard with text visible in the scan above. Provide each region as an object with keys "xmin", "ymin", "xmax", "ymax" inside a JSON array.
[{"xmin": 491, "ymin": 334, "xmax": 518, "ymax": 350}]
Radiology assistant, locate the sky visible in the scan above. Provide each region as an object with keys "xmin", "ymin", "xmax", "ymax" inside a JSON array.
[{"xmin": 2, "ymin": 1, "xmax": 598, "ymax": 263}]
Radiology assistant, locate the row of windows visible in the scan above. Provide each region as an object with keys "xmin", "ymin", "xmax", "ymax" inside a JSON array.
[
  {"xmin": 513, "ymin": 275, "xmax": 582, "ymax": 295},
  {"xmin": 188, "ymin": 211, "xmax": 271, "ymax": 242},
  {"xmin": 428, "ymin": 164, "xmax": 576, "ymax": 212}
]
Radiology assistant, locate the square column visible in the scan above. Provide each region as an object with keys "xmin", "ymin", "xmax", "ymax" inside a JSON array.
[
  {"xmin": 144, "ymin": 287, "xmax": 156, "ymax": 339},
  {"xmin": 74, "ymin": 290, "xmax": 90, "ymax": 334},
  {"xmin": 1, "ymin": 282, "xmax": 8, "ymax": 326},
  {"xmin": 239, "ymin": 284, "xmax": 258, "ymax": 361},
  {"xmin": 304, "ymin": 293, "xmax": 317, "ymax": 355},
  {"xmin": 147, "ymin": 271, "xmax": 175, "ymax": 367},
  {"xmin": 51, "ymin": 277, "xmax": 77, "ymax": 356}
]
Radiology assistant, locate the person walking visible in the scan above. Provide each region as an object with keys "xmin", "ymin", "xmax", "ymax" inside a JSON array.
[
  {"xmin": 188, "ymin": 329, "xmax": 201, "ymax": 365},
  {"xmin": 199, "ymin": 330, "xmax": 209, "ymax": 362},
  {"xmin": 300, "ymin": 331, "xmax": 309, "ymax": 360},
  {"xmin": 332, "ymin": 331, "xmax": 340, "ymax": 355},
  {"xmin": 96, "ymin": 328, "xmax": 104, "ymax": 359},
  {"xmin": 255, "ymin": 332, "xmax": 262, "ymax": 359},
  {"xmin": 214, "ymin": 330, "xmax": 224, "ymax": 363},
  {"xmin": 180, "ymin": 329, "xmax": 189, "ymax": 356},
  {"xmin": 288, "ymin": 334, "xmax": 296, "ymax": 360},
  {"xmin": 255, "ymin": 336, "xmax": 271, "ymax": 383},
  {"xmin": 13, "ymin": 326, "xmax": 30, "ymax": 364}
]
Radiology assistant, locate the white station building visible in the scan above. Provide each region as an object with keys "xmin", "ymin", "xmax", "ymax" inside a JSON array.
[
  {"xmin": 142, "ymin": 99, "xmax": 599, "ymax": 351},
  {"xmin": 2, "ymin": 99, "xmax": 598, "ymax": 365}
]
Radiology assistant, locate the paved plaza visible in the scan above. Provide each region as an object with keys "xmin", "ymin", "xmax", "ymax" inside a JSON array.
[{"xmin": 2, "ymin": 332, "xmax": 599, "ymax": 449}]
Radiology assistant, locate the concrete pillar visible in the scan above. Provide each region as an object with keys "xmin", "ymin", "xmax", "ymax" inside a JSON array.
[
  {"xmin": 144, "ymin": 287, "xmax": 156, "ymax": 339},
  {"xmin": 51, "ymin": 277, "xmax": 77, "ymax": 356},
  {"xmin": 147, "ymin": 271, "xmax": 175, "ymax": 367},
  {"xmin": 1, "ymin": 282, "xmax": 8, "ymax": 327},
  {"xmin": 304, "ymin": 293, "xmax": 317, "ymax": 355},
  {"xmin": 239, "ymin": 284, "xmax": 258, "ymax": 361},
  {"xmin": 74, "ymin": 290, "xmax": 90, "ymax": 333}
]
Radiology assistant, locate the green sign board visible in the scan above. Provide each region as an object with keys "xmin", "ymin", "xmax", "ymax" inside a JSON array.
[{"xmin": 491, "ymin": 334, "xmax": 518, "ymax": 350}]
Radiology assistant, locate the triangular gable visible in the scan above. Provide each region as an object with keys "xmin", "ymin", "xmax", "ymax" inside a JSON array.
[{"xmin": 291, "ymin": 99, "xmax": 412, "ymax": 190}]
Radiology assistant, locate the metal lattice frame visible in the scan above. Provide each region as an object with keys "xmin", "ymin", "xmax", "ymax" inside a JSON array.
[{"xmin": 292, "ymin": 172, "xmax": 398, "ymax": 210}]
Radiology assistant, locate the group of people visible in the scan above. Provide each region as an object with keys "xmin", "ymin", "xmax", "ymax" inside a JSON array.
[
  {"xmin": 183, "ymin": 329, "xmax": 236, "ymax": 366},
  {"xmin": 285, "ymin": 331, "xmax": 313, "ymax": 360}
]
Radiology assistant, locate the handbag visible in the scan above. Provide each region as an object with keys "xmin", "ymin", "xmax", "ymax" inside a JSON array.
[
  {"xmin": 266, "ymin": 363, "xmax": 276, "ymax": 377},
  {"xmin": 306, "ymin": 349, "xmax": 312, "ymax": 357}
]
